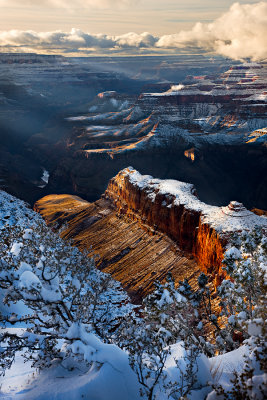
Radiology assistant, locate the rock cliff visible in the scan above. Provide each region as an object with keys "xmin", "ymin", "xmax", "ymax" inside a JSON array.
[
  {"xmin": 35, "ymin": 168, "xmax": 267, "ymax": 299},
  {"xmin": 104, "ymin": 168, "xmax": 266, "ymax": 285}
]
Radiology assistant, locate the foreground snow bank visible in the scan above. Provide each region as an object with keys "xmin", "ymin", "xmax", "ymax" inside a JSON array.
[{"xmin": 0, "ymin": 336, "xmax": 141, "ymax": 400}]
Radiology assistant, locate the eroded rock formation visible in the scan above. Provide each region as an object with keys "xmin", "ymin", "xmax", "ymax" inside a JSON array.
[
  {"xmin": 35, "ymin": 168, "xmax": 267, "ymax": 299},
  {"xmin": 104, "ymin": 168, "xmax": 266, "ymax": 284}
]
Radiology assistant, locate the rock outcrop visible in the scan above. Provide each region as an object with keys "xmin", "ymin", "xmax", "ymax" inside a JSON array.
[
  {"xmin": 65, "ymin": 62, "xmax": 267, "ymax": 158},
  {"xmin": 35, "ymin": 168, "xmax": 267, "ymax": 299},
  {"xmin": 104, "ymin": 168, "xmax": 267, "ymax": 285},
  {"xmin": 34, "ymin": 195, "xmax": 200, "ymax": 302}
]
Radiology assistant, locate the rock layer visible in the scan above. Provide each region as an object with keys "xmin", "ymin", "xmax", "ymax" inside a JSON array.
[
  {"xmin": 34, "ymin": 195, "xmax": 200, "ymax": 302},
  {"xmin": 104, "ymin": 168, "xmax": 266, "ymax": 284},
  {"xmin": 35, "ymin": 168, "xmax": 267, "ymax": 299}
]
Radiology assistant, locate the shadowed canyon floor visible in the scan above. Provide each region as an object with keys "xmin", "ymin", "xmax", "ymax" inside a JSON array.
[{"xmin": 35, "ymin": 195, "xmax": 200, "ymax": 302}]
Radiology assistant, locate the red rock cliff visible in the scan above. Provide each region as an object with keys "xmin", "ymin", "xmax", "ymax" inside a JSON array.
[
  {"xmin": 35, "ymin": 168, "xmax": 267, "ymax": 298},
  {"xmin": 104, "ymin": 167, "xmax": 266, "ymax": 282}
]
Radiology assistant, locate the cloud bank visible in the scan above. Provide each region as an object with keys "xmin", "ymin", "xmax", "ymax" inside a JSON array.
[
  {"xmin": 0, "ymin": 2, "xmax": 266, "ymax": 60},
  {"xmin": 0, "ymin": 29, "xmax": 157, "ymax": 52},
  {"xmin": 157, "ymin": 2, "xmax": 267, "ymax": 61}
]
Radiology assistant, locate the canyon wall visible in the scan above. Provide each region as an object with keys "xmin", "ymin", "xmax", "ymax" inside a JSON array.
[
  {"xmin": 35, "ymin": 168, "xmax": 267, "ymax": 299},
  {"xmin": 104, "ymin": 169, "xmax": 223, "ymax": 281},
  {"xmin": 104, "ymin": 167, "xmax": 266, "ymax": 283}
]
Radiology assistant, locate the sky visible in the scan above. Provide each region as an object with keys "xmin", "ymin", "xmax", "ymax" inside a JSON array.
[{"xmin": 0, "ymin": 0, "xmax": 266, "ymax": 59}]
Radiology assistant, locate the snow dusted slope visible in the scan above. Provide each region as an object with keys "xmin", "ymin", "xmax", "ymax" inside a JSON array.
[{"xmin": 0, "ymin": 190, "xmax": 43, "ymax": 229}]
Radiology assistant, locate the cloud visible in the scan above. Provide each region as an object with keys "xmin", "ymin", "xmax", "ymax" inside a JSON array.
[
  {"xmin": 0, "ymin": 0, "xmax": 136, "ymax": 9},
  {"xmin": 0, "ymin": 2, "xmax": 266, "ymax": 60},
  {"xmin": 0, "ymin": 29, "xmax": 157, "ymax": 52},
  {"xmin": 157, "ymin": 2, "xmax": 267, "ymax": 61}
]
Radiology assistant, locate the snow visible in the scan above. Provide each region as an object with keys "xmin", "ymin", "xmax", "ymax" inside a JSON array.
[
  {"xmin": 17, "ymin": 261, "xmax": 33, "ymax": 275},
  {"xmin": 0, "ymin": 190, "xmax": 43, "ymax": 230},
  {"xmin": 10, "ymin": 242, "xmax": 23, "ymax": 256},
  {"xmin": 0, "ymin": 339, "xmax": 215, "ymax": 400},
  {"xmin": 0, "ymin": 341, "xmax": 37, "ymax": 396},
  {"xmin": 23, "ymin": 229, "xmax": 33, "ymax": 240},
  {"xmin": 66, "ymin": 323, "xmax": 133, "ymax": 373},
  {"xmin": 0, "ymin": 353, "xmax": 141, "ymax": 400},
  {"xmin": 157, "ymin": 288, "xmax": 174, "ymax": 307},
  {"xmin": 19, "ymin": 270, "xmax": 42, "ymax": 291},
  {"xmin": 197, "ymin": 321, "xmax": 203, "ymax": 330},
  {"xmin": 41, "ymin": 286, "xmax": 62, "ymax": 302},
  {"xmin": 247, "ymin": 319, "xmax": 264, "ymax": 336},
  {"xmin": 41, "ymin": 170, "xmax": 49, "ymax": 185},
  {"xmin": 0, "ymin": 324, "xmax": 141, "ymax": 400},
  {"xmin": 163, "ymin": 343, "xmax": 212, "ymax": 400},
  {"xmin": 207, "ymin": 345, "xmax": 249, "ymax": 398},
  {"xmin": 224, "ymin": 246, "xmax": 242, "ymax": 259},
  {"xmin": 170, "ymin": 84, "xmax": 185, "ymax": 92},
  {"xmin": 38, "ymin": 169, "xmax": 49, "ymax": 188}
]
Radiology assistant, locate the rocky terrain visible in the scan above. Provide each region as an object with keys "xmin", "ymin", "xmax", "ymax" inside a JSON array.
[
  {"xmin": 48, "ymin": 62, "xmax": 267, "ymax": 209},
  {"xmin": 67, "ymin": 62, "xmax": 267, "ymax": 155},
  {"xmin": 35, "ymin": 167, "xmax": 267, "ymax": 301}
]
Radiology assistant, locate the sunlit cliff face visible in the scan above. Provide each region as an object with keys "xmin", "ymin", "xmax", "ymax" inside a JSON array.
[
  {"xmin": 184, "ymin": 148, "xmax": 195, "ymax": 161},
  {"xmin": 34, "ymin": 168, "xmax": 267, "ymax": 299}
]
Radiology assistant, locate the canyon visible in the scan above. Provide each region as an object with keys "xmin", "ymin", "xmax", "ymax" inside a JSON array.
[
  {"xmin": 47, "ymin": 61, "xmax": 267, "ymax": 209},
  {"xmin": 35, "ymin": 167, "xmax": 267, "ymax": 301},
  {"xmin": 1, "ymin": 54, "xmax": 266, "ymax": 211}
]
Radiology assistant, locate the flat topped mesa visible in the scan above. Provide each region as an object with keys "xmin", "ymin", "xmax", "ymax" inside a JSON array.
[
  {"xmin": 35, "ymin": 167, "xmax": 266, "ymax": 293},
  {"xmin": 108, "ymin": 167, "xmax": 267, "ymax": 236},
  {"xmin": 105, "ymin": 167, "xmax": 266, "ymax": 282}
]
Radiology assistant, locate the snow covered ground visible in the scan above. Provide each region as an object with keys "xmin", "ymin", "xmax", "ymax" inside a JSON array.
[{"xmin": 0, "ymin": 339, "xmax": 254, "ymax": 400}]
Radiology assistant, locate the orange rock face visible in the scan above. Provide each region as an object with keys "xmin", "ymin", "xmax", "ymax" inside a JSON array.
[
  {"xmin": 104, "ymin": 169, "xmax": 225, "ymax": 281},
  {"xmin": 34, "ymin": 195, "xmax": 200, "ymax": 302},
  {"xmin": 193, "ymin": 222, "xmax": 225, "ymax": 285},
  {"xmin": 35, "ymin": 168, "xmax": 266, "ymax": 298}
]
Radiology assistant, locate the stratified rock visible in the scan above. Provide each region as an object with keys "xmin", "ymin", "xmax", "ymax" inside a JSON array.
[
  {"xmin": 35, "ymin": 168, "xmax": 267, "ymax": 298},
  {"xmin": 104, "ymin": 167, "xmax": 267, "ymax": 284}
]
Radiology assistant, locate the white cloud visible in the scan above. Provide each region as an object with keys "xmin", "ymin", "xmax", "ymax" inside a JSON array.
[
  {"xmin": 157, "ymin": 2, "xmax": 267, "ymax": 61},
  {"xmin": 114, "ymin": 32, "xmax": 157, "ymax": 48},
  {"xmin": 0, "ymin": 29, "xmax": 156, "ymax": 51},
  {"xmin": 0, "ymin": 2, "xmax": 266, "ymax": 60}
]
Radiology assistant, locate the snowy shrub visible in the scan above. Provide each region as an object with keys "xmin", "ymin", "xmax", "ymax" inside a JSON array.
[
  {"xmin": 208, "ymin": 228, "xmax": 267, "ymax": 399},
  {"xmin": 118, "ymin": 273, "xmax": 211, "ymax": 400},
  {"xmin": 123, "ymin": 228, "xmax": 267, "ymax": 399},
  {"xmin": 0, "ymin": 192, "xmax": 135, "ymax": 376}
]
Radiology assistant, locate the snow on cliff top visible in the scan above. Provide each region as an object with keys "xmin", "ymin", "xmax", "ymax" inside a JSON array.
[{"xmin": 120, "ymin": 167, "xmax": 267, "ymax": 234}]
